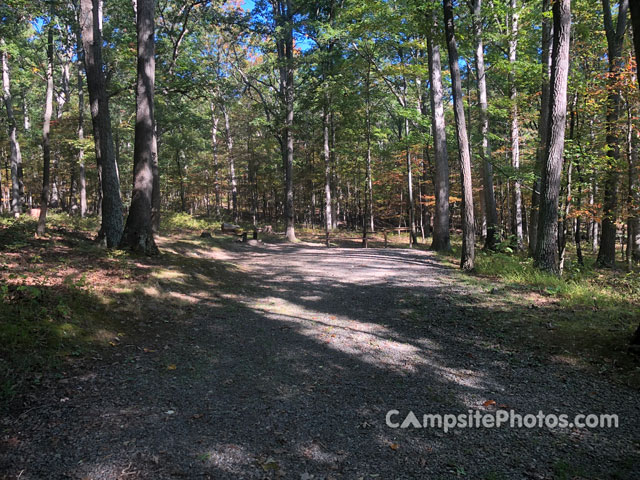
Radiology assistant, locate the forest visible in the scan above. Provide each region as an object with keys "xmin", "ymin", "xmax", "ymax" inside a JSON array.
[
  {"xmin": 0, "ymin": 0, "xmax": 637, "ymax": 271},
  {"xmin": 1, "ymin": 0, "xmax": 640, "ymax": 479}
]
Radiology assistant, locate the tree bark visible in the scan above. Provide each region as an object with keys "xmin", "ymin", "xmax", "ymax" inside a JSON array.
[
  {"xmin": 1, "ymin": 38, "xmax": 23, "ymax": 218},
  {"xmin": 80, "ymin": 0, "xmax": 123, "ymax": 247},
  {"xmin": 529, "ymin": 0, "xmax": 553, "ymax": 256},
  {"xmin": 222, "ymin": 103, "xmax": 238, "ymax": 222},
  {"xmin": 597, "ymin": 0, "xmax": 629, "ymax": 267},
  {"xmin": 427, "ymin": 7, "xmax": 451, "ymax": 252},
  {"xmin": 630, "ymin": 2, "xmax": 640, "ymax": 261},
  {"xmin": 509, "ymin": 0, "xmax": 523, "ymax": 250},
  {"xmin": 37, "ymin": 23, "xmax": 54, "ymax": 236},
  {"xmin": 323, "ymin": 94, "xmax": 332, "ymax": 245},
  {"xmin": 365, "ymin": 61, "xmax": 374, "ymax": 235},
  {"xmin": 74, "ymin": 15, "xmax": 87, "ymax": 218},
  {"xmin": 273, "ymin": 0, "xmax": 296, "ymax": 242},
  {"xmin": 534, "ymin": 0, "xmax": 571, "ymax": 274},
  {"xmin": 470, "ymin": 0, "xmax": 498, "ymax": 251},
  {"xmin": 210, "ymin": 102, "xmax": 221, "ymax": 216},
  {"xmin": 443, "ymin": 0, "xmax": 475, "ymax": 270},
  {"xmin": 120, "ymin": 0, "xmax": 158, "ymax": 255}
]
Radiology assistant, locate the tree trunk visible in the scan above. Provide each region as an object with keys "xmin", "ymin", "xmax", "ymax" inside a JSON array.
[
  {"xmin": 80, "ymin": 0, "xmax": 123, "ymax": 247},
  {"xmin": 365, "ymin": 61, "xmax": 374, "ymax": 235},
  {"xmin": 597, "ymin": 0, "xmax": 629, "ymax": 267},
  {"xmin": 37, "ymin": 24, "xmax": 54, "ymax": 236},
  {"xmin": 210, "ymin": 102, "xmax": 221, "ymax": 216},
  {"xmin": 534, "ymin": 0, "xmax": 571, "ymax": 274},
  {"xmin": 1, "ymin": 38, "xmax": 23, "ymax": 218},
  {"xmin": 627, "ymin": 100, "xmax": 640, "ymax": 262},
  {"xmin": 559, "ymin": 157, "xmax": 572, "ymax": 273},
  {"xmin": 632, "ymin": 0, "xmax": 640, "ymax": 92},
  {"xmin": 427, "ymin": 7, "xmax": 451, "ymax": 252},
  {"xmin": 471, "ymin": 0, "xmax": 498, "ymax": 251},
  {"xmin": 74, "ymin": 16, "xmax": 87, "ymax": 218},
  {"xmin": 120, "ymin": 0, "xmax": 158, "ymax": 255},
  {"xmin": 151, "ymin": 121, "xmax": 160, "ymax": 232},
  {"xmin": 274, "ymin": 0, "xmax": 296, "ymax": 242},
  {"xmin": 509, "ymin": 0, "xmax": 523, "ymax": 250},
  {"xmin": 404, "ymin": 115, "xmax": 417, "ymax": 246},
  {"xmin": 529, "ymin": 0, "xmax": 553, "ymax": 256},
  {"xmin": 222, "ymin": 103, "xmax": 238, "ymax": 222},
  {"xmin": 443, "ymin": 0, "xmax": 475, "ymax": 270},
  {"xmin": 323, "ymin": 94, "xmax": 332, "ymax": 246},
  {"xmin": 22, "ymin": 91, "xmax": 30, "ymax": 131}
]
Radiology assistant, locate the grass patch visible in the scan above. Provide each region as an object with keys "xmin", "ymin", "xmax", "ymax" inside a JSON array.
[
  {"xmin": 160, "ymin": 212, "xmax": 220, "ymax": 233},
  {"xmin": 438, "ymin": 237, "xmax": 640, "ymax": 386}
]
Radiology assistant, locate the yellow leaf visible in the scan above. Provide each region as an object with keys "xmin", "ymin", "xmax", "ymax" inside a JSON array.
[{"xmin": 167, "ymin": 364, "xmax": 177, "ymax": 370}]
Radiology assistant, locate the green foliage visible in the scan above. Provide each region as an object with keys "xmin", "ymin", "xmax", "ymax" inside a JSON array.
[{"xmin": 160, "ymin": 212, "xmax": 221, "ymax": 233}]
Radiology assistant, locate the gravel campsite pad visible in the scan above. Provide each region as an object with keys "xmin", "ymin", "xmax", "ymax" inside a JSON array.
[{"xmin": 1, "ymin": 239, "xmax": 639, "ymax": 479}]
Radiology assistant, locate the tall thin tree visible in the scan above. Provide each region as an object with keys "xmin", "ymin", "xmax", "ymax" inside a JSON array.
[
  {"xmin": 80, "ymin": 0, "xmax": 123, "ymax": 247},
  {"xmin": 470, "ymin": 0, "xmax": 498, "ymax": 250},
  {"xmin": 1, "ymin": 38, "xmax": 23, "ymax": 218},
  {"xmin": 37, "ymin": 22, "xmax": 54, "ymax": 236},
  {"xmin": 443, "ymin": 0, "xmax": 475, "ymax": 270},
  {"xmin": 529, "ymin": 0, "xmax": 553, "ymax": 256},
  {"xmin": 597, "ymin": 0, "xmax": 629, "ymax": 267},
  {"xmin": 509, "ymin": 0, "xmax": 523, "ymax": 249},
  {"xmin": 427, "ymin": 5, "xmax": 451, "ymax": 252},
  {"xmin": 534, "ymin": 0, "xmax": 571, "ymax": 273}
]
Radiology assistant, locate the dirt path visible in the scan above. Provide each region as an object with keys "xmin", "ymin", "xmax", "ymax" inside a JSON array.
[{"xmin": 2, "ymin": 240, "xmax": 638, "ymax": 479}]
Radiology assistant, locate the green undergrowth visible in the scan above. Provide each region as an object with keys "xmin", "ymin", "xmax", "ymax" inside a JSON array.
[
  {"xmin": 0, "ymin": 212, "xmax": 248, "ymax": 407},
  {"xmin": 160, "ymin": 212, "xmax": 221, "ymax": 233},
  {"xmin": 0, "ymin": 214, "xmax": 135, "ymax": 406},
  {"xmin": 0, "ymin": 278, "xmax": 116, "ymax": 403},
  {"xmin": 439, "ymin": 238, "xmax": 640, "ymax": 385}
]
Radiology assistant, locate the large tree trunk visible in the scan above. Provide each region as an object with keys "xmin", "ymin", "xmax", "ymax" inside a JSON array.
[
  {"xmin": 222, "ymin": 103, "xmax": 238, "ymax": 222},
  {"xmin": 534, "ymin": 0, "xmax": 571, "ymax": 273},
  {"xmin": 471, "ymin": 0, "xmax": 498, "ymax": 251},
  {"xmin": 529, "ymin": 0, "xmax": 553, "ymax": 256},
  {"xmin": 274, "ymin": 0, "xmax": 296, "ymax": 242},
  {"xmin": 597, "ymin": 0, "xmax": 629, "ymax": 267},
  {"xmin": 80, "ymin": 0, "xmax": 123, "ymax": 247},
  {"xmin": 443, "ymin": 0, "xmax": 475, "ymax": 270},
  {"xmin": 37, "ymin": 24, "xmax": 54, "ymax": 236},
  {"xmin": 133, "ymin": 0, "xmax": 160, "ymax": 235},
  {"xmin": 509, "ymin": 0, "xmax": 523, "ymax": 250},
  {"xmin": 120, "ymin": 0, "xmax": 158, "ymax": 255},
  {"xmin": 427, "ymin": 7, "xmax": 451, "ymax": 252},
  {"xmin": 1, "ymin": 38, "xmax": 23, "ymax": 218}
]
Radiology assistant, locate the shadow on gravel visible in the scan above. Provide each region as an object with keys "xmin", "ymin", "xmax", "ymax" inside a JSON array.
[{"xmin": 1, "ymin": 236, "xmax": 638, "ymax": 480}]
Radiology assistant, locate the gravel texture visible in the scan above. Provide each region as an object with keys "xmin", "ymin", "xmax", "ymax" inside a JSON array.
[{"xmin": 1, "ymin": 240, "xmax": 638, "ymax": 479}]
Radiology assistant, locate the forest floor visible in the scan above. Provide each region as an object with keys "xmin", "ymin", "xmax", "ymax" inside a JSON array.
[{"xmin": 1, "ymin": 214, "xmax": 639, "ymax": 479}]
